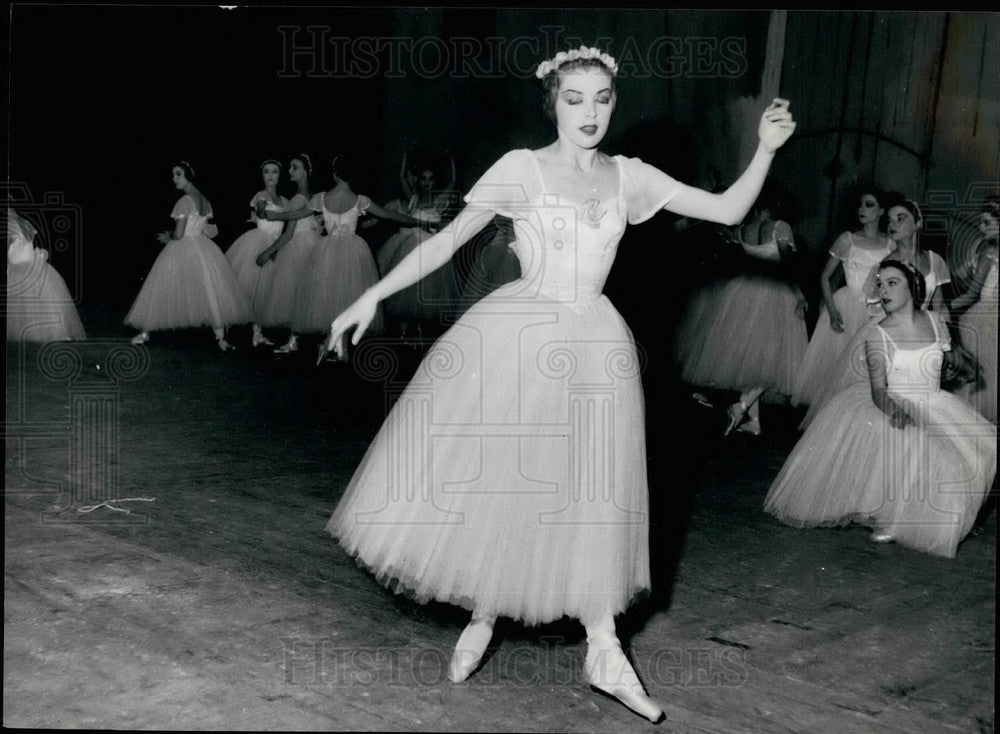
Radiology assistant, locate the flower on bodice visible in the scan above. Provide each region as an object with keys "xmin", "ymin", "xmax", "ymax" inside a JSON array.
[{"xmin": 577, "ymin": 198, "xmax": 607, "ymax": 228}]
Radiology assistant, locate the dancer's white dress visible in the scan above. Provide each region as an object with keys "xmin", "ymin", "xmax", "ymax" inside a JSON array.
[
  {"xmin": 800, "ymin": 249, "xmax": 952, "ymax": 428},
  {"xmin": 765, "ymin": 314, "xmax": 996, "ymax": 558},
  {"xmin": 257, "ymin": 193, "xmax": 320, "ymax": 328},
  {"xmin": 674, "ymin": 223, "xmax": 808, "ymax": 396},
  {"xmin": 224, "ymin": 192, "xmax": 287, "ymax": 321},
  {"xmin": 957, "ymin": 244, "xmax": 998, "ymax": 422},
  {"xmin": 791, "ymin": 232, "xmax": 892, "ymax": 406},
  {"xmin": 6, "ymin": 209, "xmax": 86, "ymax": 342},
  {"xmin": 292, "ymin": 194, "xmax": 384, "ymax": 334},
  {"xmin": 327, "ymin": 149, "xmax": 680, "ymax": 625},
  {"xmin": 125, "ymin": 196, "xmax": 250, "ymax": 331}
]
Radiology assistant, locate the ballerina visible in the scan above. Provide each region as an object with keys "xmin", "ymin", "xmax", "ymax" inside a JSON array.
[
  {"xmin": 322, "ymin": 46, "xmax": 795, "ymax": 722},
  {"xmin": 765, "ymin": 259, "xmax": 996, "ymax": 557},
  {"xmin": 378, "ymin": 149, "xmax": 460, "ymax": 341},
  {"xmin": 951, "ymin": 198, "xmax": 998, "ymax": 423},
  {"xmin": 224, "ymin": 158, "xmax": 288, "ymax": 347},
  {"xmin": 6, "ymin": 208, "xmax": 86, "ymax": 342},
  {"xmin": 125, "ymin": 161, "xmax": 250, "ymax": 350},
  {"xmin": 253, "ymin": 153, "xmax": 321, "ymax": 354},
  {"xmin": 791, "ymin": 186, "xmax": 892, "ymax": 407},
  {"xmin": 800, "ymin": 197, "xmax": 952, "ymax": 428},
  {"xmin": 276, "ymin": 153, "xmax": 438, "ymax": 356},
  {"xmin": 673, "ymin": 181, "xmax": 809, "ymax": 436}
]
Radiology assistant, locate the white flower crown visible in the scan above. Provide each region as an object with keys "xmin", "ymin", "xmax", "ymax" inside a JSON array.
[{"xmin": 535, "ymin": 45, "xmax": 619, "ymax": 79}]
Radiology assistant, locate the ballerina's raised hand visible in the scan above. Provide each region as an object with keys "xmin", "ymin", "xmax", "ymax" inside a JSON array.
[{"xmin": 759, "ymin": 98, "xmax": 796, "ymax": 153}]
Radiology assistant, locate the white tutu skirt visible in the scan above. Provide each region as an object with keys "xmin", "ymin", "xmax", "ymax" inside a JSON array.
[
  {"xmin": 380, "ymin": 229, "xmax": 459, "ymax": 326},
  {"xmin": 958, "ymin": 302, "xmax": 997, "ymax": 423},
  {"xmin": 257, "ymin": 230, "xmax": 319, "ymax": 328},
  {"xmin": 327, "ymin": 283, "xmax": 650, "ymax": 625},
  {"xmin": 225, "ymin": 228, "xmax": 280, "ymax": 322},
  {"xmin": 292, "ymin": 232, "xmax": 384, "ymax": 334},
  {"xmin": 764, "ymin": 383, "xmax": 997, "ymax": 558},
  {"xmin": 6, "ymin": 259, "xmax": 87, "ymax": 342},
  {"xmin": 791, "ymin": 287, "xmax": 873, "ymax": 406},
  {"xmin": 674, "ymin": 274, "xmax": 807, "ymax": 395},
  {"xmin": 124, "ymin": 235, "xmax": 250, "ymax": 331}
]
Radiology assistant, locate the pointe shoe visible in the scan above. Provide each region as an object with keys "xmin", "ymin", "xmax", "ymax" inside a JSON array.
[
  {"xmin": 585, "ymin": 634, "xmax": 664, "ymax": 723},
  {"xmin": 447, "ymin": 616, "xmax": 496, "ymax": 683},
  {"xmin": 870, "ymin": 531, "xmax": 894, "ymax": 543},
  {"xmin": 724, "ymin": 401, "xmax": 747, "ymax": 436},
  {"xmin": 217, "ymin": 339, "xmax": 235, "ymax": 352},
  {"xmin": 737, "ymin": 416, "xmax": 761, "ymax": 436},
  {"xmin": 251, "ymin": 332, "xmax": 274, "ymax": 347},
  {"xmin": 274, "ymin": 338, "xmax": 298, "ymax": 354},
  {"xmin": 130, "ymin": 332, "xmax": 150, "ymax": 346}
]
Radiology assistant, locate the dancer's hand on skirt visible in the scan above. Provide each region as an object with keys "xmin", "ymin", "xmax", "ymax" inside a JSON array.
[
  {"xmin": 795, "ymin": 297, "xmax": 808, "ymax": 320},
  {"xmin": 885, "ymin": 397, "xmax": 914, "ymax": 430},
  {"xmin": 156, "ymin": 231, "xmax": 171, "ymax": 245},
  {"xmin": 828, "ymin": 306, "xmax": 844, "ymax": 332},
  {"xmin": 329, "ymin": 288, "xmax": 380, "ymax": 358},
  {"xmin": 759, "ymin": 98, "xmax": 796, "ymax": 154}
]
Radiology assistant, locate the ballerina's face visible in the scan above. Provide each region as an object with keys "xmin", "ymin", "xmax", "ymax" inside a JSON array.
[
  {"xmin": 262, "ymin": 163, "xmax": 280, "ymax": 187},
  {"xmin": 289, "ymin": 158, "xmax": 308, "ymax": 183},
  {"xmin": 171, "ymin": 166, "xmax": 187, "ymax": 189},
  {"xmin": 417, "ymin": 169, "xmax": 435, "ymax": 194},
  {"xmin": 977, "ymin": 211, "xmax": 998, "ymax": 238},
  {"xmin": 886, "ymin": 205, "xmax": 919, "ymax": 244},
  {"xmin": 876, "ymin": 265, "xmax": 912, "ymax": 313},
  {"xmin": 857, "ymin": 194, "xmax": 883, "ymax": 226},
  {"xmin": 554, "ymin": 67, "xmax": 615, "ymax": 148}
]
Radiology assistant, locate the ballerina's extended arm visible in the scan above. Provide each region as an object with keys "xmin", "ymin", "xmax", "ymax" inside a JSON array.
[{"xmin": 663, "ymin": 99, "xmax": 796, "ymax": 226}]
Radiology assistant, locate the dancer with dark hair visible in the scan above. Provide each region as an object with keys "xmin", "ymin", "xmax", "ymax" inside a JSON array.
[
  {"xmin": 126, "ymin": 161, "xmax": 249, "ymax": 350},
  {"xmin": 952, "ymin": 197, "xmax": 999, "ymax": 423},
  {"xmin": 224, "ymin": 158, "xmax": 288, "ymax": 347},
  {"xmin": 791, "ymin": 186, "xmax": 892, "ymax": 406},
  {"xmin": 322, "ymin": 46, "xmax": 796, "ymax": 722},
  {"xmin": 765, "ymin": 259, "xmax": 996, "ymax": 558},
  {"xmin": 281, "ymin": 154, "xmax": 438, "ymax": 357},
  {"xmin": 254, "ymin": 153, "xmax": 321, "ymax": 354}
]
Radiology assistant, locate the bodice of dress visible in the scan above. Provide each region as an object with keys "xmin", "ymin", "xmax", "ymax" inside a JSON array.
[
  {"xmin": 877, "ymin": 316, "xmax": 948, "ymax": 397},
  {"xmin": 843, "ymin": 234, "xmax": 892, "ymax": 292},
  {"xmin": 736, "ymin": 225, "xmax": 782, "ymax": 263},
  {"xmin": 253, "ymin": 193, "xmax": 285, "ymax": 236},
  {"xmin": 287, "ymin": 194, "xmax": 318, "ymax": 234},
  {"xmin": 497, "ymin": 152, "xmax": 628, "ymax": 307},
  {"xmin": 318, "ymin": 194, "xmax": 370, "ymax": 237},
  {"xmin": 173, "ymin": 196, "xmax": 213, "ymax": 237}
]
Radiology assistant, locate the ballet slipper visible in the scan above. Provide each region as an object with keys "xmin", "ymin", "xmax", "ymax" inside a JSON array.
[
  {"xmin": 584, "ymin": 632, "xmax": 664, "ymax": 723},
  {"xmin": 737, "ymin": 416, "xmax": 761, "ymax": 435},
  {"xmin": 724, "ymin": 401, "xmax": 747, "ymax": 436},
  {"xmin": 217, "ymin": 339, "xmax": 235, "ymax": 352},
  {"xmin": 130, "ymin": 332, "xmax": 150, "ymax": 346},
  {"xmin": 870, "ymin": 531, "xmax": 893, "ymax": 543},
  {"xmin": 447, "ymin": 615, "xmax": 496, "ymax": 683},
  {"xmin": 274, "ymin": 336, "xmax": 298, "ymax": 354},
  {"xmin": 251, "ymin": 330, "xmax": 274, "ymax": 347}
]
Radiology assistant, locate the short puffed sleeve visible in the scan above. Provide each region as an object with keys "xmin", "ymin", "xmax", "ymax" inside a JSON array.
[
  {"xmin": 288, "ymin": 193, "xmax": 310, "ymax": 210},
  {"xmin": 619, "ymin": 156, "xmax": 683, "ymax": 225},
  {"xmin": 929, "ymin": 250, "xmax": 951, "ymax": 285},
  {"xmin": 249, "ymin": 191, "xmax": 267, "ymax": 208},
  {"xmin": 463, "ymin": 150, "xmax": 540, "ymax": 219},
  {"xmin": 170, "ymin": 195, "xmax": 196, "ymax": 219},
  {"xmin": 829, "ymin": 231, "xmax": 852, "ymax": 260},
  {"xmin": 356, "ymin": 194, "xmax": 372, "ymax": 215}
]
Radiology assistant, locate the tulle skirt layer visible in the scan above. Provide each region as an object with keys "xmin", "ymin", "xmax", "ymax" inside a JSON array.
[
  {"xmin": 327, "ymin": 283, "xmax": 650, "ymax": 625},
  {"xmin": 958, "ymin": 301, "xmax": 998, "ymax": 423},
  {"xmin": 792, "ymin": 287, "xmax": 874, "ymax": 406},
  {"xmin": 674, "ymin": 274, "xmax": 807, "ymax": 395},
  {"xmin": 225, "ymin": 228, "xmax": 280, "ymax": 322},
  {"xmin": 257, "ymin": 230, "xmax": 320, "ymax": 328},
  {"xmin": 124, "ymin": 235, "xmax": 251, "ymax": 331},
  {"xmin": 764, "ymin": 383, "xmax": 997, "ymax": 558},
  {"xmin": 292, "ymin": 233, "xmax": 383, "ymax": 334},
  {"xmin": 6, "ymin": 259, "xmax": 87, "ymax": 342}
]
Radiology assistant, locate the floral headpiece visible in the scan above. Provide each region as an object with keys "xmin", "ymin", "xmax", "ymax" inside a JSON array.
[{"xmin": 535, "ymin": 45, "xmax": 618, "ymax": 79}]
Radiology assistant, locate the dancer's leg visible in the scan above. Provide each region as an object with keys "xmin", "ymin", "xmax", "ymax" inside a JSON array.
[{"xmin": 582, "ymin": 613, "xmax": 664, "ymax": 723}]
